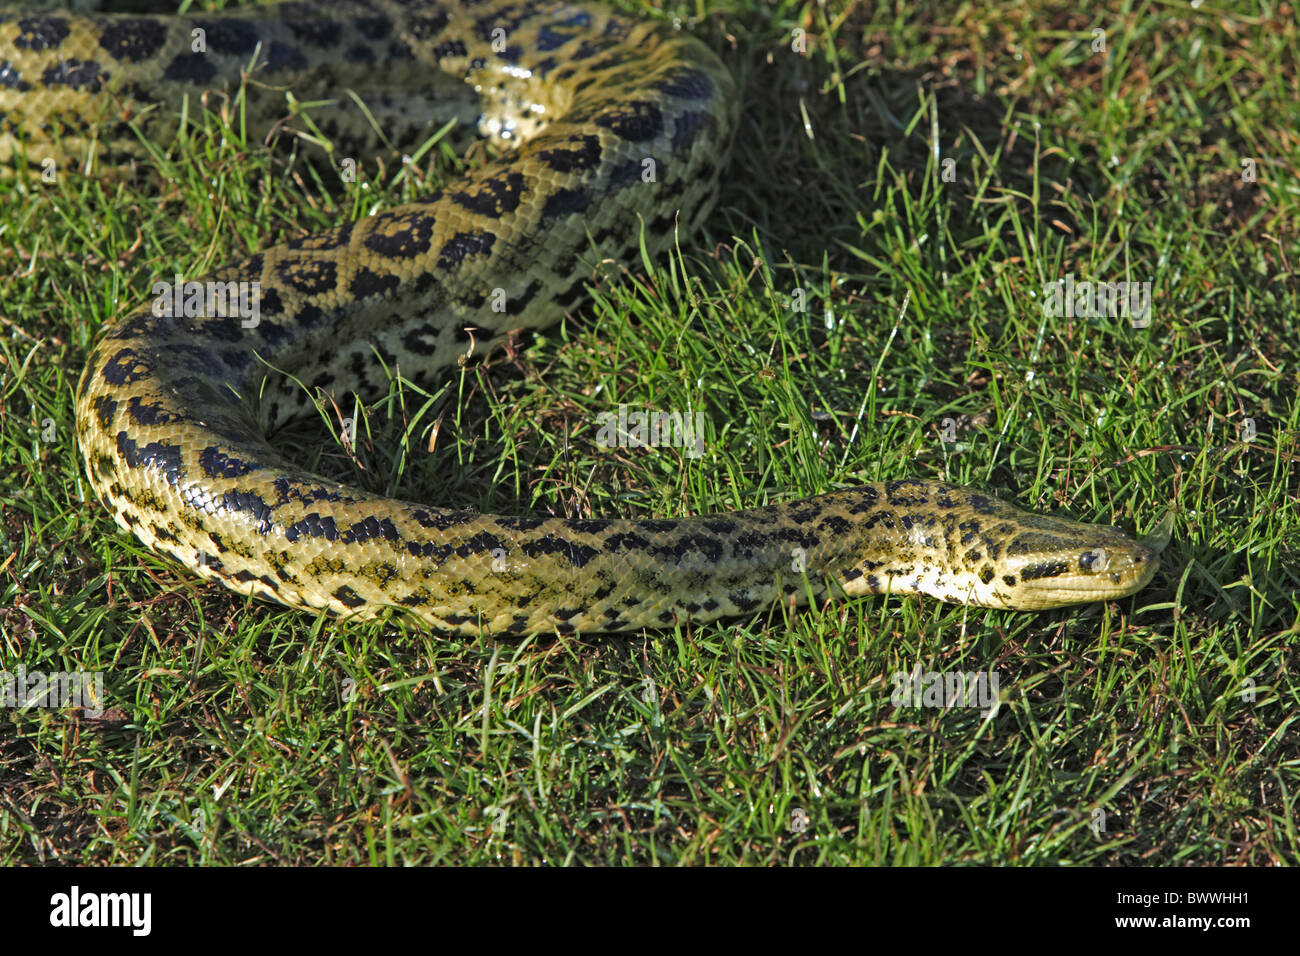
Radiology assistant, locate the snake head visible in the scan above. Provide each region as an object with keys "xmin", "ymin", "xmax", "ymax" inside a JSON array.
[{"xmin": 996, "ymin": 517, "xmax": 1164, "ymax": 610}]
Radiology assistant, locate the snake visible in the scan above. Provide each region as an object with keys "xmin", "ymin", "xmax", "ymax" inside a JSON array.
[{"xmin": 2, "ymin": 0, "xmax": 1163, "ymax": 636}]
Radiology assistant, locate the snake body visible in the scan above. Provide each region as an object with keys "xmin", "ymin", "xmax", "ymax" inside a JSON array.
[{"xmin": 3, "ymin": 1, "xmax": 1160, "ymax": 635}]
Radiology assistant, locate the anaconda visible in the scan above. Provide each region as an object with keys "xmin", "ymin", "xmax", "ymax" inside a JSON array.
[{"xmin": 1, "ymin": 1, "xmax": 1162, "ymax": 636}]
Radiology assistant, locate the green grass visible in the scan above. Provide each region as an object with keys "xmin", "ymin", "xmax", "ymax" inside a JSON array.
[{"xmin": 1, "ymin": 0, "xmax": 1297, "ymax": 865}]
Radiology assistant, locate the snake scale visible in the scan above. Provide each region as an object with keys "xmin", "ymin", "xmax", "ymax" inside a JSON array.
[{"xmin": 3, "ymin": 0, "xmax": 1161, "ymax": 636}]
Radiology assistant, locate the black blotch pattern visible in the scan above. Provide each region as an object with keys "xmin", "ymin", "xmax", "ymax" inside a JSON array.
[
  {"xmin": 92, "ymin": 396, "xmax": 118, "ymax": 429},
  {"xmin": 126, "ymin": 396, "xmax": 172, "ymax": 427},
  {"xmin": 362, "ymin": 211, "xmax": 434, "ymax": 259},
  {"xmin": 401, "ymin": 324, "xmax": 441, "ymax": 356},
  {"xmin": 333, "ymin": 584, "xmax": 365, "ymax": 608},
  {"xmin": 651, "ymin": 532, "xmax": 723, "ymax": 564},
  {"xmin": 454, "ymin": 530, "xmax": 504, "ymax": 558},
  {"xmin": 607, "ymin": 159, "xmax": 644, "ymax": 187},
  {"xmin": 265, "ymin": 41, "xmax": 309, "ymax": 72},
  {"xmin": 285, "ymin": 512, "xmax": 339, "ymax": 542},
  {"xmin": 652, "ymin": 68, "xmax": 713, "ymax": 100},
  {"xmin": 0, "ymin": 60, "xmax": 32, "ymax": 92},
  {"xmin": 519, "ymin": 535, "xmax": 599, "ymax": 569},
  {"xmin": 13, "ymin": 17, "xmax": 69, "ymax": 52},
  {"xmin": 220, "ymin": 490, "xmax": 274, "ymax": 533},
  {"xmin": 150, "ymin": 523, "xmax": 179, "ymax": 544},
  {"xmin": 406, "ymin": 540, "xmax": 453, "ymax": 562},
  {"xmin": 41, "ymin": 60, "xmax": 106, "ymax": 92},
  {"xmin": 885, "ymin": 480, "xmax": 929, "ymax": 506},
  {"xmin": 534, "ymin": 134, "xmax": 601, "ymax": 173},
  {"xmin": 818, "ymin": 515, "xmax": 852, "ymax": 535},
  {"xmin": 355, "ymin": 17, "xmax": 391, "ymax": 41},
  {"xmin": 1019, "ymin": 560, "xmax": 1069, "ymax": 582},
  {"xmin": 563, "ymin": 518, "xmax": 612, "ymax": 534},
  {"xmin": 847, "ymin": 487, "xmax": 879, "ymax": 513},
  {"xmin": 277, "ymin": 258, "xmax": 338, "ymax": 296},
  {"xmin": 199, "ymin": 446, "xmax": 255, "ymax": 479},
  {"xmin": 256, "ymin": 318, "xmax": 293, "ymax": 349},
  {"xmin": 536, "ymin": 26, "xmax": 572, "ymax": 51},
  {"xmin": 593, "ymin": 100, "xmax": 664, "ymax": 142},
  {"xmin": 270, "ymin": 477, "xmax": 344, "ymax": 508},
  {"xmin": 451, "ymin": 171, "xmax": 525, "ymax": 217},
  {"xmin": 163, "ymin": 52, "xmax": 216, "ymax": 83},
  {"xmin": 431, "ymin": 39, "xmax": 467, "ymax": 58},
  {"xmin": 540, "ymin": 186, "xmax": 591, "ymax": 219},
  {"xmin": 96, "ymin": 18, "xmax": 168, "ymax": 63},
  {"xmin": 294, "ymin": 303, "xmax": 327, "ymax": 330},
  {"xmin": 411, "ymin": 508, "xmax": 476, "ymax": 531},
  {"xmin": 602, "ymin": 531, "xmax": 650, "ymax": 552},
  {"xmin": 349, "ymin": 268, "xmax": 400, "ymax": 299},
  {"xmin": 193, "ymin": 18, "xmax": 258, "ymax": 55},
  {"xmin": 437, "ymin": 231, "xmax": 495, "ymax": 271},
  {"xmin": 115, "ymin": 432, "xmax": 183, "ymax": 486},
  {"xmin": 100, "ymin": 348, "xmax": 150, "ymax": 386},
  {"xmin": 341, "ymin": 516, "xmax": 400, "ymax": 544},
  {"xmin": 670, "ymin": 110, "xmax": 708, "ymax": 154}
]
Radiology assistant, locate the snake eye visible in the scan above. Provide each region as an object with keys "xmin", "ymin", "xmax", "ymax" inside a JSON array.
[{"xmin": 1079, "ymin": 549, "xmax": 1108, "ymax": 573}]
